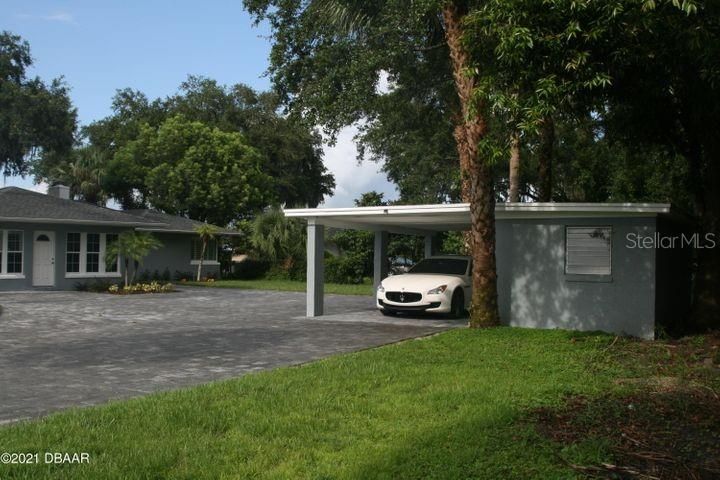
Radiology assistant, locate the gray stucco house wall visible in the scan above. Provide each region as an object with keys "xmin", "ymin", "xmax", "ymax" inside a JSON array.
[
  {"xmin": 495, "ymin": 217, "xmax": 660, "ymax": 339},
  {"xmin": 0, "ymin": 222, "xmax": 132, "ymax": 291},
  {"xmin": 138, "ymin": 232, "xmax": 221, "ymax": 280}
]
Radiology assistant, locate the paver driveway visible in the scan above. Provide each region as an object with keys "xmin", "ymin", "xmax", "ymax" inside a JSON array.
[{"xmin": 0, "ymin": 288, "xmax": 461, "ymax": 423}]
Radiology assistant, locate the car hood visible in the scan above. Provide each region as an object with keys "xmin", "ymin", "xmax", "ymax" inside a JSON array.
[{"xmin": 380, "ymin": 273, "xmax": 463, "ymax": 291}]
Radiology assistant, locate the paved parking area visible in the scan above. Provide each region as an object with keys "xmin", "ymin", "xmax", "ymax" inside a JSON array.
[{"xmin": 0, "ymin": 287, "xmax": 462, "ymax": 423}]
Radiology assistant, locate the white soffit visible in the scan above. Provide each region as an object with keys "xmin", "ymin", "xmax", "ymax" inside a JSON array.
[{"xmin": 283, "ymin": 203, "xmax": 672, "ymax": 234}]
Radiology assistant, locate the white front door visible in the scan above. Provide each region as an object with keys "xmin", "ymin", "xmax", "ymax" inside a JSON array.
[{"xmin": 33, "ymin": 231, "xmax": 55, "ymax": 286}]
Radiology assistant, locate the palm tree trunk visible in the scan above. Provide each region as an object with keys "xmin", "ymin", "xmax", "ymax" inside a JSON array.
[
  {"xmin": 197, "ymin": 241, "xmax": 207, "ymax": 282},
  {"xmin": 124, "ymin": 259, "xmax": 129, "ymax": 288},
  {"xmin": 538, "ymin": 116, "xmax": 554, "ymax": 202},
  {"xmin": 508, "ymin": 132, "xmax": 521, "ymax": 202},
  {"xmin": 443, "ymin": 1, "xmax": 500, "ymax": 328}
]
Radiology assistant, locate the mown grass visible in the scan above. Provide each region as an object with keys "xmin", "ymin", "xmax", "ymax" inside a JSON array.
[
  {"xmin": 0, "ymin": 328, "xmax": 627, "ymax": 479},
  {"xmin": 185, "ymin": 278, "xmax": 373, "ymax": 296}
]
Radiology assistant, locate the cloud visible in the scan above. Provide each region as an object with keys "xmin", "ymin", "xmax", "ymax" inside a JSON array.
[
  {"xmin": 44, "ymin": 12, "xmax": 76, "ymax": 24},
  {"xmin": 321, "ymin": 126, "xmax": 398, "ymax": 208},
  {"xmin": 15, "ymin": 12, "xmax": 77, "ymax": 25}
]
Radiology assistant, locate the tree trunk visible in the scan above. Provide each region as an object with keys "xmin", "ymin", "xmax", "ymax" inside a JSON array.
[
  {"xmin": 538, "ymin": 116, "xmax": 554, "ymax": 202},
  {"xmin": 508, "ymin": 132, "xmax": 521, "ymax": 202},
  {"xmin": 124, "ymin": 258, "xmax": 129, "ymax": 288},
  {"xmin": 443, "ymin": 2, "xmax": 500, "ymax": 328},
  {"xmin": 197, "ymin": 241, "xmax": 207, "ymax": 282}
]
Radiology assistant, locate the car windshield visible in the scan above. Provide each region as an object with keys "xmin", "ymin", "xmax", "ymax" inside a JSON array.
[{"xmin": 408, "ymin": 258, "xmax": 468, "ymax": 275}]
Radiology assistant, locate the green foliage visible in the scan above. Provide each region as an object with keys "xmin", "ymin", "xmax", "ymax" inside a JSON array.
[
  {"xmin": 105, "ymin": 231, "xmax": 163, "ymax": 287},
  {"xmin": 73, "ymin": 279, "xmax": 120, "ymax": 293},
  {"xmin": 324, "ymin": 254, "xmax": 368, "ymax": 284},
  {"xmin": 109, "ymin": 116, "xmax": 272, "ymax": 225},
  {"xmin": 47, "ymin": 146, "xmax": 108, "ymax": 204},
  {"xmin": 250, "ymin": 208, "xmax": 306, "ymax": 279},
  {"xmin": 439, "ymin": 231, "xmax": 470, "ymax": 255},
  {"xmin": 0, "ymin": 31, "xmax": 76, "ymax": 176},
  {"xmin": 75, "ymin": 77, "xmax": 334, "ymax": 209},
  {"xmin": 230, "ymin": 259, "xmax": 271, "ymax": 280},
  {"xmin": 244, "ymin": 0, "xmax": 462, "ymax": 204}
]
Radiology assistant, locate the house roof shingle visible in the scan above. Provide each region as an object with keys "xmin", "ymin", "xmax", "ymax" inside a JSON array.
[
  {"xmin": 0, "ymin": 187, "xmax": 164, "ymax": 227},
  {"xmin": 0, "ymin": 187, "xmax": 239, "ymax": 235},
  {"xmin": 127, "ymin": 210, "xmax": 240, "ymax": 235}
]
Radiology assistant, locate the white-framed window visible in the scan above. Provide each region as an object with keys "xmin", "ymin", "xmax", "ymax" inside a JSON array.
[
  {"xmin": 191, "ymin": 238, "xmax": 218, "ymax": 264},
  {"xmin": 565, "ymin": 226, "xmax": 612, "ymax": 276},
  {"xmin": 65, "ymin": 232, "xmax": 121, "ymax": 278},
  {"xmin": 0, "ymin": 230, "xmax": 24, "ymax": 278}
]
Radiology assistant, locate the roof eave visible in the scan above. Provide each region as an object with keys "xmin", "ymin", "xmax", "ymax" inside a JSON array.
[
  {"xmin": 0, "ymin": 216, "xmax": 168, "ymax": 227},
  {"xmin": 134, "ymin": 227, "xmax": 242, "ymax": 236}
]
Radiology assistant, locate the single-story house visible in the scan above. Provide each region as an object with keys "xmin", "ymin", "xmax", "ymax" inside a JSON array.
[
  {"xmin": 285, "ymin": 203, "xmax": 693, "ymax": 339},
  {"xmin": 0, "ymin": 185, "xmax": 238, "ymax": 290}
]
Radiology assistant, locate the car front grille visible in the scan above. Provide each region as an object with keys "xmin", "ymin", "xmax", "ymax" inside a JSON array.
[{"xmin": 385, "ymin": 291, "xmax": 422, "ymax": 303}]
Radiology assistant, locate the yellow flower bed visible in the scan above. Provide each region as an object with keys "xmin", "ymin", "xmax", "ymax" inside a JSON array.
[{"xmin": 108, "ymin": 282, "xmax": 175, "ymax": 294}]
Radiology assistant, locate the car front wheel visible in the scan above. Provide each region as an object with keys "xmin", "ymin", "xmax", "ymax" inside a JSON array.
[{"xmin": 450, "ymin": 289, "xmax": 465, "ymax": 319}]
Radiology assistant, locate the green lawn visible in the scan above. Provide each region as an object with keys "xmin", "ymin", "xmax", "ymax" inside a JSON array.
[
  {"xmin": 0, "ymin": 328, "xmax": 641, "ymax": 479},
  {"xmin": 185, "ymin": 278, "xmax": 373, "ymax": 296}
]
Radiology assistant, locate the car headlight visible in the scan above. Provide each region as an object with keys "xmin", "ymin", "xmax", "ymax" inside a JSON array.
[
  {"xmin": 377, "ymin": 284, "xmax": 385, "ymax": 293},
  {"xmin": 427, "ymin": 285, "xmax": 447, "ymax": 295}
]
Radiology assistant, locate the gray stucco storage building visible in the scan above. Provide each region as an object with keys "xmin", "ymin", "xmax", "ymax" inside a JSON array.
[
  {"xmin": 0, "ymin": 186, "xmax": 236, "ymax": 290},
  {"xmin": 285, "ymin": 203, "xmax": 692, "ymax": 339}
]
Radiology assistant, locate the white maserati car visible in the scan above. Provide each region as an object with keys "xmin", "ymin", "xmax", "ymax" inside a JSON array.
[{"xmin": 376, "ymin": 255, "xmax": 472, "ymax": 318}]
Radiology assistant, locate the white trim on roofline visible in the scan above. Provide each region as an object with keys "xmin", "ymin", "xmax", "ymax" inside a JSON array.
[{"xmin": 284, "ymin": 202, "xmax": 672, "ymax": 219}]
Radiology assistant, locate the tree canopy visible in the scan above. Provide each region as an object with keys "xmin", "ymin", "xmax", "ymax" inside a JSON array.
[
  {"xmin": 0, "ymin": 31, "xmax": 76, "ymax": 176},
  {"xmin": 109, "ymin": 115, "xmax": 272, "ymax": 225},
  {"xmin": 45, "ymin": 77, "xmax": 335, "ymax": 209},
  {"xmin": 246, "ymin": 0, "xmax": 720, "ymax": 328}
]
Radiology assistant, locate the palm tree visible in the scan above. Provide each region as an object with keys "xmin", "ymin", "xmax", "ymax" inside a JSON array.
[
  {"xmin": 105, "ymin": 232, "xmax": 163, "ymax": 287},
  {"xmin": 52, "ymin": 146, "xmax": 108, "ymax": 205},
  {"xmin": 193, "ymin": 223, "xmax": 220, "ymax": 281},
  {"xmin": 250, "ymin": 208, "xmax": 306, "ymax": 273}
]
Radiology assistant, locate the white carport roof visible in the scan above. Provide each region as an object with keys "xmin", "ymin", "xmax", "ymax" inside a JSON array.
[{"xmin": 284, "ymin": 202, "xmax": 672, "ymax": 235}]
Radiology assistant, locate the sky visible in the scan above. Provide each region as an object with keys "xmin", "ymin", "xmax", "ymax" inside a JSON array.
[{"xmin": 1, "ymin": 0, "xmax": 398, "ymax": 207}]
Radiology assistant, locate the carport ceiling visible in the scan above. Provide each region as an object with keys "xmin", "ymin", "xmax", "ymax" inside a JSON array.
[{"xmin": 284, "ymin": 202, "xmax": 672, "ymax": 235}]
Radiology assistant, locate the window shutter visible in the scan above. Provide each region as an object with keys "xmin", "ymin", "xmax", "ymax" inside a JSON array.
[{"xmin": 565, "ymin": 227, "xmax": 612, "ymax": 275}]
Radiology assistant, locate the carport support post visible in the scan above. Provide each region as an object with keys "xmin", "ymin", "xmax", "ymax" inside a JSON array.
[
  {"xmin": 306, "ymin": 219, "xmax": 324, "ymax": 317},
  {"xmin": 373, "ymin": 231, "xmax": 389, "ymax": 291},
  {"xmin": 424, "ymin": 234, "xmax": 434, "ymax": 258}
]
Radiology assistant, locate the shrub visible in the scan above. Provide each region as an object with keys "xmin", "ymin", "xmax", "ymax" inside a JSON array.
[
  {"xmin": 137, "ymin": 270, "xmax": 152, "ymax": 283},
  {"xmin": 174, "ymin": 270, "xmax": 195, "ymax": 282},
  {"xmin": 75, "ymin": 280, "xmax": 121, "ymax": 293},
  {"xmin": 231, "ymin": 258, "xmax": 270, "ymax": 280},
  {"xmin": 325, "ymin": 254, "xmax": 366, "ymax": 284}
]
